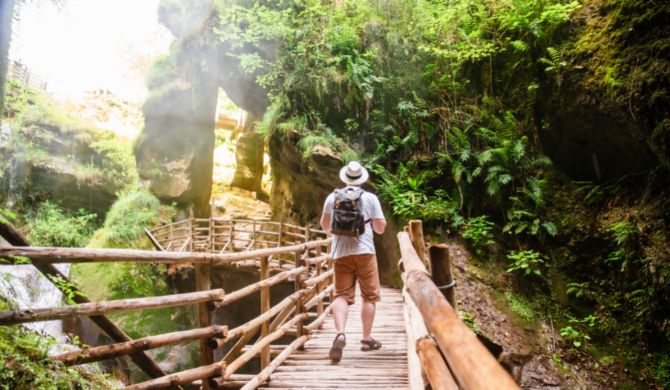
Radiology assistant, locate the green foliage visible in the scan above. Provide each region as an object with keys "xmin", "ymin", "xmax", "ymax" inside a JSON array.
[
  {"xmin": 90, "ymin": 137, "xmax": 138, "ymax": 190},
  {"xmin": 607, "ymin": 220, "xmax": 636, "ymax": 246},
  {"xmin": 505, "ymin": 292, "xmax": 535, "ymax": 321},
  {"xmin": 0, "ymin": 301, "xmax": 114, "ymax": 389},
  {"xmin": 27, "ymin": 202, "xmax": 97, "ymax": 247},
  {"xmin": 461, "ymin": 216, "xmax": 495, "ymax": 253},
  {"xmin": 560, "ymin": 325, "xmax": 591, "ymax": 348},
  {"xmin": 374, "ymin": 163, "xmax": 460, "ymax": 224},
  {"xmin": 0, "ymin": 208, "xmax": 16, "ymax": 224},
  {"xmin": 503, "ymin": 178, "xmax": 557, "ymax": 238},
  {"xmin": 109, "ymin": 263, "xmax": 168, "ymax": 299},
  {"xmin": 92, "ymin": 191, "xmax": 175, "ymax": 248},
  {"xmin": 566, "ymin": 281, "xmax": 590, "ymax": 299},
  {"xmin": 506, "ymin": 249, "xmax": 546, "ymax": 276},
  {"xmin": 46, "ymin": 275, "xmax": 86, "ymax": 304}
]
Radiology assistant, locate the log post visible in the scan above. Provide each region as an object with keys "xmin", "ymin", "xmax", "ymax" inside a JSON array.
[
  {"xmin": 304, "ymin": 225, "xmax": 311, "ymax": 244},
  {"xmin": 417, "ymin": 337, "xmax": 459, "ymax": 390},
  {"xmin": 315, "ymin": 244, "xmax": 324, "ymax": 322},
  {"xmin": 195, "ymin": 263, "xmax": 214, "ymax": 389},
  {"xmin": 189, "ymin": 218, "xmax": 195, "ymax": 252},
  {"xmin": 294, "ymin": 250, "xmax": 304, "ymax": 340},
  {"xmin": 209, "ymin": 217, "xmax": 214, "ymax": 252},
  {"xmin": 429, "ymin": 244, "xmax": 456, "ymax": 308},
  {"xmin": 278, "ymin": 222, "xmax": 284, "ymax": 247},
  {"xmin": 409, "ymin": 220, "xmax": 430, "ymax": 273},
  {"xmin": 260, "ymin": 256, "xmax": 270, "ymax": 369},
  {"xmin": 0, "ymin": 221, "xmax": 167, "ymax": 379}
]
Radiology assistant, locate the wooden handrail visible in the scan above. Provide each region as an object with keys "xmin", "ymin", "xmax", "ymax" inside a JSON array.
[
  {"xmin": 399, "ymin": 231, "xmax": 519, "ymax": 389},
  {"xmin": 52, "ymin": 325, "xmax": 227, "ymax": 365},
  {"xmin": 0, "ymin": 221, "xmax": 167, "ymax": 380},
  {"xmin": 2, "ymin": 217, "xmax": 337, "ymax": 388},
  {"xmin": 0, "ymin": 238, "xmax": 332, "ymax": 265},
  {"xmin": 0, "ymin": 289, "xmax": 225, "ymax": 325}
]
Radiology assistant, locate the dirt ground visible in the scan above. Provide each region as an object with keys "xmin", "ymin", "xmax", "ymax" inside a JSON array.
[{"xmin": 447, "ymin": 240, "xmax": 631, "ymax": 389}]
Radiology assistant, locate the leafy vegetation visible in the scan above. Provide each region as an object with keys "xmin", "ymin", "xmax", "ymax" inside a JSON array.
[
  {"xmin": 0, "ymin": 300, "xmax": 114, "ymax": 390},
  {"xmin": 27, "ymin": 202, "xmax": 97, "ymax": 247},
  {"xmin": 506, "ymin": 250, "xmax": 546, "ymax": 277}
]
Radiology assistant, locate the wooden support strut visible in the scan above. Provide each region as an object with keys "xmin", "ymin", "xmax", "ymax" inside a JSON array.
[{"xmin": 0, "ymin": 221, "xmax": 167, "ymax": 380}]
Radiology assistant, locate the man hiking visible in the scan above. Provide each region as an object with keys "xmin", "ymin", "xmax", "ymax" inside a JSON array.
[{"xmin": 320, "ymin": 161, "xmax": 387, "ymax": 363}]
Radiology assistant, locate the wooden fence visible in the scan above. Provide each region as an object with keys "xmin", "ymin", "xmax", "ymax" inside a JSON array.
[
  {"xmin": 0, "ymin": 219, "xmax": 333, "ymax": 390},
  {"xmin": 400, "ymin": 220, "xmax": 519, "ymax": 390}
]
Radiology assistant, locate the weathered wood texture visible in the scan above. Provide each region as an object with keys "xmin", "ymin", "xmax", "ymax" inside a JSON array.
[
  {"xmin": 259, "ymin": 287, "xmax": 410, "ymax": 390},
  {"xmin": 399, "ymin": 232, "xmax": 519, "ymax": 389},
  {"xmin": 0, "ymin": 239, "xmax": 331, "ymax": 265},
  {"xmin": 0, "ymin": 289, "xmax": 225, "ymax": 325},
  {"xmin": 52, "ymin": 325, "xmax": 227, "ymax": 365},
  {"xmin": 0, "ymin": 221, "xmax": 167, "ymax": 380},
  {"xmin": 429, "ymin": 244, "xmax": 456, "ymax": 308}
]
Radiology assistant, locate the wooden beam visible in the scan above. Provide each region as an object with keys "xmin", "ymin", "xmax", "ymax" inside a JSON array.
[
  {"xmin": 144, "ymin": 228, "xmax": 165, "ymax": 251},
  {"xmin": 238, "ymin": 335, "xmax": 309, "ymax": 390},
  {"xmin": 127, "ymin": 314, "xmax": 308, "ymax": 390},
  {"xmin": 0, "ymin": 289, "xmax": 225, "ymax": 325},
  {"xmin": 417, "ymin": 337, "xmax": 459, "ymax": 390},
  {"xmin": 214, "ymin": 287, "xmax": 312, "ymax": 348},
  {"xmin": 399, "ymin": 232, "xmax": 519, "ymax": 389},
  {"xmin": 0, "ymin": 221, "xmax": 167, "ymax": 380},
  {"xmin": 0, "ymin": 238, "xmax": 332, "ymax": 265},
  {"xmin": 52, "ymin": 325, "xmax": 227, "ymax": 365},
  {"xmin": 213, "ymin": 266, "xmax": 306, "ymax": 309}
]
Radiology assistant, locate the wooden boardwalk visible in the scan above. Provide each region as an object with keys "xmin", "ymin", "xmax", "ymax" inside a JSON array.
[{"xmin": 261, "ymin": 287, "xmax": 409, "ymax": 389}]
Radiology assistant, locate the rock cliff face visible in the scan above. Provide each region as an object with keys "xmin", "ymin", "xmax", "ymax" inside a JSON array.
[
  {"xmin": 0, "ymin": 120, "xmax": 127, "ymax": 217},
  {"xmin": 268, "ymin": 131, "xmax": 400, "ymax": 284},
  {"xmin": 538, "ymin": 1, "xmax": 670, "ymax": 180},
  {"xmin": 135, "ymin": 75, "xmax": 218, "ymax": 218},
  {"xmin": 231, "ymin": 114, "xmax": 265, "ymax": 196}
]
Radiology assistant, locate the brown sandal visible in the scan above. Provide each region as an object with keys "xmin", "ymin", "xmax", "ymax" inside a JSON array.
[
  {"xmin": 360, "ymin": 338, "xmax": 382, "ymax": 351},
  {"xmin": 329, "ymin": 333, "xmax": 346, "ymax": 362}
]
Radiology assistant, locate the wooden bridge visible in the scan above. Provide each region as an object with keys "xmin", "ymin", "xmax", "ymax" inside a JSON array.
[{"xmin": 0, "ymin": 218, "xmax": 518, "ymax": 389}]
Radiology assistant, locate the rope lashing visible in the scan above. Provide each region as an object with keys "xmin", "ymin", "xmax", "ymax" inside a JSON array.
[{"xmin": 437, "ymin": 281, "xmax": 456, "ymax": 290}]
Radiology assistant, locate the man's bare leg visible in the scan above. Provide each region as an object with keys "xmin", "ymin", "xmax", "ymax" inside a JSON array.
[
  {"xmin": 361, "ymin": 301, "xmax": 376, "ymax": 340},
  {"xmin": 329, "ymin": 297, "xmax": 350, "ymax": 362},
  {"xmin": 332, "ymin": 297, "xmax": 350, "ymax": 334}
]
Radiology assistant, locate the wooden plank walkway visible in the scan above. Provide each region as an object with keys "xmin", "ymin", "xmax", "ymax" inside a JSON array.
[{"xmin": 261, "ymin": 287, "xmax": 409, "ymax": 389}]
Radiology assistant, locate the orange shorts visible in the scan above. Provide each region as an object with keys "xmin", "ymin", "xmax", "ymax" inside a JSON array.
[{"xmin": 333, "ymin": 253, "xmax": 381, "ymax": 305}]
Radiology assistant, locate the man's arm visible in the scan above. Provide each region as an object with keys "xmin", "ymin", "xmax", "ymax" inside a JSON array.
[
  {"xmin": 371, "ymin": 218, "xmax": 386, "ymax": 235},
  {"xmin": 320, "ymin": 213, "xmax": 332, "ymax": 234}
]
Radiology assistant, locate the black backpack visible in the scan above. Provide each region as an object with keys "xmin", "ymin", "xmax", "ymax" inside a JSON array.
[{"xmin": 331, "ymin": 187, "xmax": 367, "ymax": 237}]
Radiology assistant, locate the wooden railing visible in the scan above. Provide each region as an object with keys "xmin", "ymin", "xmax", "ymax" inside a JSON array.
[
  {"xmin": 0, "ymin": 219, "xmax": 333, "ymax": 390},
  {"xmin": 399, "ymin": 220, "xmax": 519, "ymax": 390}
]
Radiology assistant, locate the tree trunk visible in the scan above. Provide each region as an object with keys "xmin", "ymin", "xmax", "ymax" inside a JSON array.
[{"xmin": 0, "ymin": 0, "xmax": 16, "ymax": 120}]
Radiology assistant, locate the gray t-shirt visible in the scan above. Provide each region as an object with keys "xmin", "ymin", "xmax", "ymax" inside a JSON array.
[{"xmin": 322, "ymin": 187, "xmax": 385, "ymax": 260}]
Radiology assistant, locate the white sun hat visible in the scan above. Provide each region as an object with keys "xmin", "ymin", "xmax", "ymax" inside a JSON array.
[{"xmin": 339, "ymin": 161, "xmax": 369, "ymax": 186}]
